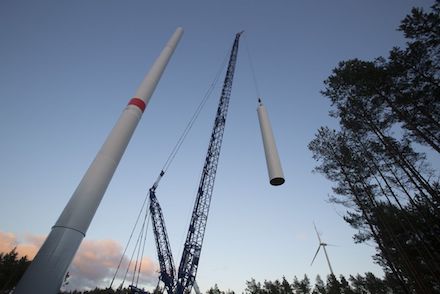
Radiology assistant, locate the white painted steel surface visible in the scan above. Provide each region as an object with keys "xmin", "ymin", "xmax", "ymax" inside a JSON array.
[
  {"xmin": 14, "ymin": 228, "xmax": 83, "ymax": 294},
  {"xmin": 257, "ymin": 99, "xmax": 285, "ymax": 186},
  {"xmin": 14, "ymin": 27, "xmax": 183, "ymax": 294},
  {"xmin": 135, "ymin": 27, "xmax": 184, "ymax": 104}
]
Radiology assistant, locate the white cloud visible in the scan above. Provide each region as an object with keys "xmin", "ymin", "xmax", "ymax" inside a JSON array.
[
  {"xmin": 294, "ymin": 232, "xmax": 309, "ymax": 241},
  {"xmin": 0, "ymin": 230, "xmax": 159, "ymax": 291}
]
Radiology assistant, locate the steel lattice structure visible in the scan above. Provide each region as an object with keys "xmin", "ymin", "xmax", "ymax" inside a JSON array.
[
  {"xmin": 175, "ymin": 32, "xmax": 242, "ymax": 294},
  {"xmin": 148, "ymin": 32, "xmax": 242, "ymax": 294},
  {"xmin": 149, "ymin": 186, "xmax": 176, "ymax": 293}
]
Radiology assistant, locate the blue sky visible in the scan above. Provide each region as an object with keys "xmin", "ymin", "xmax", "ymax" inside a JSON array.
[{"xmin": 0, "ymin": 0, "xmax": 435, "ymax": 292}]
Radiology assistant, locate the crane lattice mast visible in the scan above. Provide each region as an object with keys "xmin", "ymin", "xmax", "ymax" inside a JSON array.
[
  {"xmin": 175, "ymin": 31, "xmax": 242, "ymax": 294},
  {"xmin": 149, "ymin": 180, "xmax": 176, "ymax": 293},
  {"xmin": 147, "ymin": 32, "xmax": 242, "ymax": 294}
]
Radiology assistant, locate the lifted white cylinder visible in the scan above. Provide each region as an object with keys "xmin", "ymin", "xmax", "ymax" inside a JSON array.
[{"xmin": 257, "ymin": 99, "xmax": 285, "ymax": 186}]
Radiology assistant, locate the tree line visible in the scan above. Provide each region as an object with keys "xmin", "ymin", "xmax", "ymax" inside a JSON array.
[
  {"xmin": 0, "ymin": 251, "xmax": 392, "ymax": 294},
  {"xmin": 308, "ymin": 1, "xmax": 440, "ymax": 293},
  {"xmin": 212, "ymin": 273, "xmax": 391, "ymax": 294},
  {"xmin": 0, "ymin": 249, "xmax": 30, "ymax": 293},
  {"xmin": 0, "ymin": 249, "xmax": 392, "ymax": 294}
]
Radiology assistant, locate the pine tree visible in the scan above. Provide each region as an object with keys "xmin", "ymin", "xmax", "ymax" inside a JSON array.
[
  {"xmin": 292, "ymin": 275, "xmax": 311, "ymax": 294},
  {"xmin": 311, "ymin": 275, "xmax": 326, "ymax": 294}
]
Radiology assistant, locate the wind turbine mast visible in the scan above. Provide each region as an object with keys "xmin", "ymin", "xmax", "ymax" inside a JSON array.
[
  {"xmin": 321, "ymin": 242, "xmax": 334, "ymax": 276},
  {"xmin": 15, "ymin": 28, "xmax": 184, "ymax": 294}
]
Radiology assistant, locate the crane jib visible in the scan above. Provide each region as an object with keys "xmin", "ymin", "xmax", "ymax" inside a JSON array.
[
  {"xmin": 148, "ymin": 31, "xmax": 242, "ymax": 294},
  {"xmin": 176, "ymin": 31, "xmax": 242, "ymax": 294}
]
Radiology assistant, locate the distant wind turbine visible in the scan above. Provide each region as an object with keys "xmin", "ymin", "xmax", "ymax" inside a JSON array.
[{"xmin": 311, "ymin": 223, "xmax": 335, "ymax": 276}]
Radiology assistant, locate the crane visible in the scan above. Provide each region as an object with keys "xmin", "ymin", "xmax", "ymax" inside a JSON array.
[
  {"xmin": 175, "ymin": 31, "xmax": 242, "ymax": 294},
  {"xmin": 148, "ymin": 31, "xmax": 243, "ymax": 294},
  {"xmin": 150, "ymin": 182, "xmax": 176, "ymax": 293}
]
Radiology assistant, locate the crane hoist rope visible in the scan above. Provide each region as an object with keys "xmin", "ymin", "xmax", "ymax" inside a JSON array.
[
  {"xmin": 243, "ymin": 34, "xmax": 261, "ymax": 100},
  {"xmin": 161, "ymin": 52, "xmax": 229, "ymax": 176}
]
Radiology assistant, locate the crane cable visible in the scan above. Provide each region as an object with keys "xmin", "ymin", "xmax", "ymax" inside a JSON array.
[
  {"xmin": 137, "ymin": 211, "xmax": 151, "ymax": 287},
  {"xmin": 243, "ymin": 34, "xmax": 261, "ymax": 101},
  {"xmin": 160, "ymin": 52, "xmax": 229, "ymax": 176},
  {"xmin": 133, "ymin": 207, "xmax": 151, "ymax": 287},
  {"xmin": 120, "ymin": 204, "xmax": 150, "ymax": 289},
  {"xmin": 110, "ymin": 194, "xmax": 150, "ymax": 289},
  {"xmin": 109, "ymin": 52, "xmax": 229, "ymax": 290}
]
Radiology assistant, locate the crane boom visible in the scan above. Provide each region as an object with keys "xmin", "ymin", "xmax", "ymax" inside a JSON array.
[
  {"xmin": 149, "ymin": 186, "xmax": 176, "ymax": 293},
  {"xmin": 146, "ymin": 32, "xmax": 242, "ymax": 294},
  {"xmin": 175, "ymin": 32, "xmax": 242, "ymax": 294}
]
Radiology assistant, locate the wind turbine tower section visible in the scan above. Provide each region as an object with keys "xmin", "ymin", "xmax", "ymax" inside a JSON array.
[
  {"xmin": 257, "ymin": 98, "xmax": 285, "ymax": 186},
  {"xmin": 14, "ymin": 27, "xmax": 184, "ymax": 294}
]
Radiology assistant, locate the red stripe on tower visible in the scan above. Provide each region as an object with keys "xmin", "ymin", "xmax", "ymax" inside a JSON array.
[{"xmin": 128, "ymin": 97, "xmax": 146, "ymax": 112}]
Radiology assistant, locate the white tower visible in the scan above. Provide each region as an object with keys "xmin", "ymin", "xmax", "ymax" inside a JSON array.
[
  {"xmin": 257, "ymin": 98, "xmax": 285, "ymax": 186},
  {"xmin": 14, "ymin": 27, "xmax": 183, "ymax": 294}
]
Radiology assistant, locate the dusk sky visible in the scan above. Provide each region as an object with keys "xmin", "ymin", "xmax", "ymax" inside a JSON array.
[{"xmin": 0, "ymin": 0, "xmax": 435, "ymax": 292}]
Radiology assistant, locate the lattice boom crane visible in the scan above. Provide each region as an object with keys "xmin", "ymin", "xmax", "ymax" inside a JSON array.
[
  {"xmin": 148, "ymin": 31, "xmax": 242, "ymax": 294},
  {"xmin": 175, "ymin": 31, "xmax": 242, "ymax": 294},
  {"xmin": 149, "ymin": 177, "xmax": 176, "ymax": 293}
]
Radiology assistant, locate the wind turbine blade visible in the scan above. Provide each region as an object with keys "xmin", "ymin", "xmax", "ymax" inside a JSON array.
[
  {"xmin": 311, "ymin": 245, "xmax": 321, "ymax": 266},
  {"xmin": 326, "ymin": 243, "xmax": 338, "ymax": 247},
  {"xmin": 313, "ymin": 222, "xmax": 322, "ymax": 243}
]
